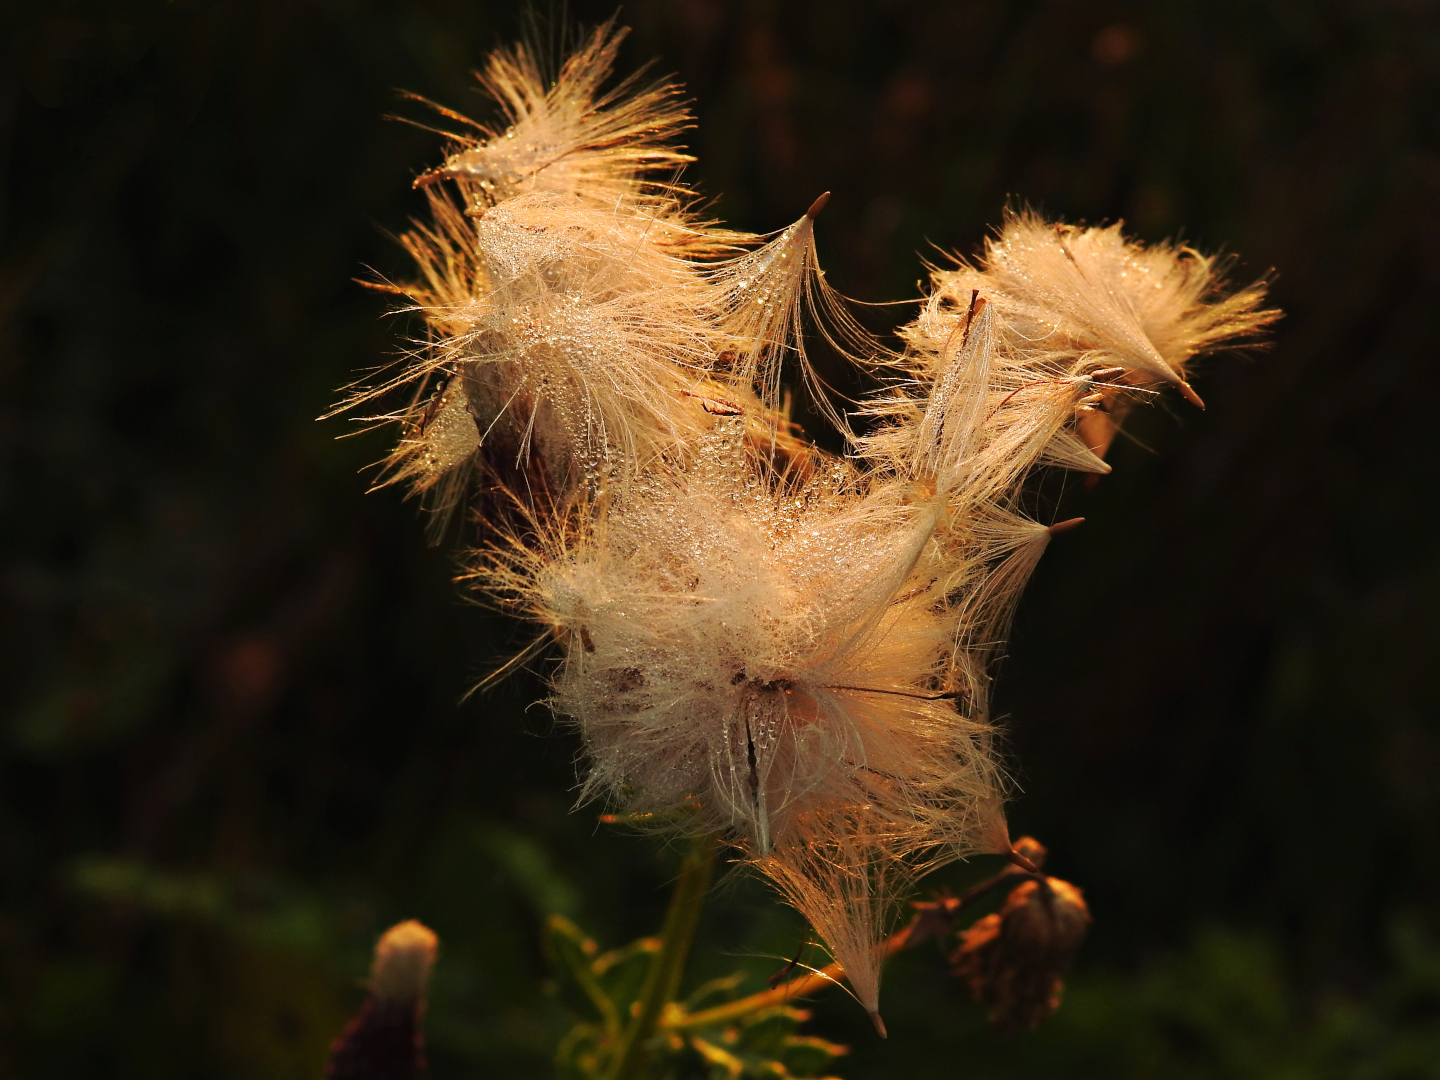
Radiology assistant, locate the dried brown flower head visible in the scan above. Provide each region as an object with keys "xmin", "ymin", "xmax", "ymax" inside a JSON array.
[{"xmin": 951, "ymin": 877, "xmax": 1091, "ymax": 1034}]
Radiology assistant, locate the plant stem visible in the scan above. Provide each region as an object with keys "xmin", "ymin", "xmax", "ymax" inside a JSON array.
[
  {"xmin": 605, "ymin": 833, "xmax": 718, "ymax": 1080},
  {"xmin": 665, "ymin": 865, "xmax": 1043, "ymax": 1032},
  {"xmin": 666, "ymin": 920, "xmax": 919, "ymax": 1032}
]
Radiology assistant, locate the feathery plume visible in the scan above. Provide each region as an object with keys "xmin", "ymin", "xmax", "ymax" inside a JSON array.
[
  {"xmin": 414, "ymin": 21, "xmax": 696, "ymax": 215},
  {"xmin": 706, "ymin": 192, "xmax": 879, "ymax": 426},
  {"xmin": 347, "ymin": 22, "xmax": 1277, "ymax": 1026},
  {"xmin": 928, "ymin": 209, "xmax": 1277, "ymax": 410}
]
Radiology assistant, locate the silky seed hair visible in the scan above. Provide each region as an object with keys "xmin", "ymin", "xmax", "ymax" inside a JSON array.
[
  {"xmin": 413, "ymin": 21, "xmax": 698, "ymax": 217},
  {"xmin": 347, "ymin": 23, "xmax": 1278, "ymax": 1027}
]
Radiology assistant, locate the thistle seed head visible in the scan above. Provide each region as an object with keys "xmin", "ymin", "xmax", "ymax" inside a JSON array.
[{"xmin": 345, "ymin": 20, "xmax": 1276, "ymax": 1023}]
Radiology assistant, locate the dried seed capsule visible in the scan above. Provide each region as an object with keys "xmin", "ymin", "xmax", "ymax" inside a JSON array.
[{"xmin": 951, "ymin": 877, "xmax": 1090, "ymax": 1034}]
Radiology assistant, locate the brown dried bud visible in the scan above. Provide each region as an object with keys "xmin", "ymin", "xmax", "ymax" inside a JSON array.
[
  {"xmin": 326, "ymin": 921, "xmax": 439, "ymax": 1080},
  {"xmin": 951, "ymin": 877, "xmax": 1090, "ymax": 1034}
]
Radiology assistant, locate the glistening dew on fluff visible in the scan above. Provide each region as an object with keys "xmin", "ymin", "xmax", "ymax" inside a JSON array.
[{"xmin": 342, "ymin": 20, "xmax": 1278, "ymax": 1031}]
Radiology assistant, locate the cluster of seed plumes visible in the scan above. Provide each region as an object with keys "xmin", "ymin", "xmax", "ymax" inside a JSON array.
[{"xmin": 343, "ymin": 22, "xmax": 1277, "ymax": 1028}]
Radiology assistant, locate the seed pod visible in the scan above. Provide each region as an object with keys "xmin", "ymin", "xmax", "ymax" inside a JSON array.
[{"xmin": 951, "ymin": 877, "xmax": 1090, "ymax": 1034}]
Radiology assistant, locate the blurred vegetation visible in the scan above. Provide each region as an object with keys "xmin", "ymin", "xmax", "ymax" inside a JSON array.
[{"xmin": 2, "ymin": 0, "xmax": 1438, "ymax": 1077}]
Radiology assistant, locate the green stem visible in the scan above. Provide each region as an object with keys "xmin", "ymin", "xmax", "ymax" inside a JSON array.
[
  {"xmin": 605, "ymin": 833, "xmax": 718, "ymax": 1080},
  {"xmin": 666, "ymin": 921, "xmax": 916, "ymax": 1032},
  {"xmin": 665, "ymin": 865, "xmax": 1044, "ymax": 1032}
]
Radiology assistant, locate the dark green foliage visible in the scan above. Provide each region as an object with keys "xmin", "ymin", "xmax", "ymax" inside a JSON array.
[
  {"xmin": 2, "ymin": 1, "xmax": 1438, "ymax": 1077},
  {"xmin": 546, "ymin": 914, "xmax": 847, "ymax": 1080}
]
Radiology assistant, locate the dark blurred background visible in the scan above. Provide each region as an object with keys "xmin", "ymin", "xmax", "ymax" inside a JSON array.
[{"xmin": 3, "ymin": 1, "xmax": 1438, "ymax": 1076}]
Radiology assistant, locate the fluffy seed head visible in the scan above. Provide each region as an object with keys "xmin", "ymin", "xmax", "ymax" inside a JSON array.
[
  {"xmin": 349, "ymin": 23, "xmax": 1277, "ymax": 1021},
  {"xmin": 484, "ymin": 425, "xmax": 1006, "ymax": 1010}
]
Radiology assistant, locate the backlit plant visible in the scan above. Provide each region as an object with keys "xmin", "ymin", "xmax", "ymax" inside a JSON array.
[{"xmin": 331, "ymin": 21, "xmax": 1276, "ymax": 1079}]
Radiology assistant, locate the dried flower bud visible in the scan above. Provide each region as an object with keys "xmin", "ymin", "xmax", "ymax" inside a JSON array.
[
  {"xmin": 951, "ymin": 877, "xmax": 1090, "ymax": 1034},
  {"xmin": 326, "ymin": 920, "xmax": 439, "ymax": 1080},
  {"xmin": 371, "ymin": 920, "xmax": 439, "ymax": 1002}
]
